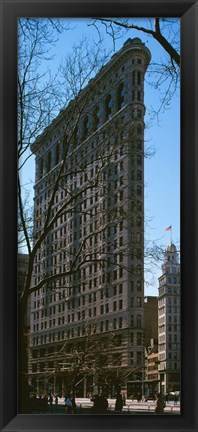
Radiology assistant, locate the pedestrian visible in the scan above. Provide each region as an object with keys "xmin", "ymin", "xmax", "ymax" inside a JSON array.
[
  {"xmin": 174, "ymin": 393, "xmax": 178, "ymax": 405},
  {"xmin": 92, "ymin": 394, "xmax": 100, "ymax": 413},
  {"xmin": 64, "ymin": 394, "xmax": 73, "ymax": 414},
  {"xmin": 122, "ymin": 393, "xmax": 126, "ymax": 406},
  {"xmin": 115, "ymin": 391, "xmax": 123, "ymax": 412},
  {"xmin": 155, "ymin": 393, "xmax": 166, "ymax": 414},
  {"xmin": 72, "ymin": 396, "xmax": 76, "ymax": 414},
  {"xmin": 55, "ymin": 395, "xmax": 58, "ymax": 405},
  {"xmin": 49, "ymin": 394, "xmax": 53, "ymax": 405},
  {"xmin": 98, "ymin": 393, "xmax": 108, "ymax": 414},
  {"xmin": 137, "ymin": 393, "xmax": 141, "ymax": 402}
]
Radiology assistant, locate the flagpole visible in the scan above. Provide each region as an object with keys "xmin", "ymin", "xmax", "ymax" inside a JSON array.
[{"xmin": 171, "ymin": 225, "xmax": 172, "ymax": 243}]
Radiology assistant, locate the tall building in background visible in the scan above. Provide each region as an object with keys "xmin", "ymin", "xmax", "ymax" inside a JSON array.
[
  {"xmin": 158, "ymin": 242, "xmax": 180, "ymax": 394},
  {"xmin": 29, "ymin": 38, "xmax": 151, "ymax": 397},
  {"xmin": 144, "ymin": 296, "xmax": 158, "ymax": 350}
]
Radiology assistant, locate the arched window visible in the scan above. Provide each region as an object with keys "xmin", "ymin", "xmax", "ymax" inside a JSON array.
[
  {"xmin": 55, "ymin": 142, "xmax": 59, "ymax": 165},
  {"xmin": 82, "ymin": 116, "xmax": 89, "ymax": 140},
  {"xmin": 137, "ymin": 185, "xmax": 142, "ymax": 196},
  {"xmin": 137, "ymin": 124, "xmax": 142, "ymax": 135},
  {"xmin": 62, "ymin": 134, "xmax": 68, "ymax": 157},
  {"xmin": 137, "ymin": 71, "xmax": 141, "ymax": 85},
  {"xmin": 73, "ymin": 126, "xmax": 78, "ymax": 146},
  {"xmin": 117, "ymin": 82, "xmax": 125, "ymax": 110},
  {"xmin": 137, "ymin": 109, "xmax": 142, "ymax": 119},
  {"xmin": 39, "ymin": 158, "xmax": 43, "ymax": 179},
  {"xmin": 137, "ymin": 154, "xmax": 142, "ymax": 165},
  {"xmin": 93, "ymin": 105, "xmax": 100, "ymax": 131},
  {"xmin": 46, "ymin": 151, "xmax": 51, "ymax": 173},
  {"xmin": 105, "ymin": 94, "xmax": 112, "ymax": 121}
]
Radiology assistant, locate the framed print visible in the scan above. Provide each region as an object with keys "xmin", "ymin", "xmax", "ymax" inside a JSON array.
[{"xmin": 0, "ymin": 0, "xmax": 197, "ymax": 431}]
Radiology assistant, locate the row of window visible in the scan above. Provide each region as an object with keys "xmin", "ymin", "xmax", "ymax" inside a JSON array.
[
  {"xmin": 158, "ymin": 324, "xmax": 178, "ymax": 333},
  {"xmin": 37, "ymin": 83, "xmax": 127, "ymax": 180},
  {"xmin": 130, "ymin": 332, "xmax": 143, "ymax": 346},
  {"xmin": 33, "ymin": 260, "xmax": 143, "ymax": 289},
  {"xmin": 32, "ymin": 296, "xmax": 126, "ymax": 319},
  {"xmin": 131, "ymin": 314, "xmax": 143, "ymax": 328},
  {"xmin": 32, "ymin": 279, "xmax": 143, "ymax": 315},
  {"xmin": 131, "ymin": 296, "xmax": 143, "ymax": 308},
  {"xmin": 158, "ymin": 297, "xmax": 179, "ymax": 306},
  {"xmin": 159, "ymin": 306, "xmax": 179, "ymax": 315},
  {"xmin": 31, "ymin": 316, "xmax": 125, "ymax": 346},
  {"xmin": 37, "ymin": 112, "xmax": 144, "ymax": 187},
  {"xmin": 34, "ymin": 229, "xmax": 142, "ymax": 266},
  {"xmin": 159, "ymin": 334, "xmax": 179, "ymax": 344},
  {"xmin": 130, "ymin": 351, "xmax": 143, "ymax": 366}
]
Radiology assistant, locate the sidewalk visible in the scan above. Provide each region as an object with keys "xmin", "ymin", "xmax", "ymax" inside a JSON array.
[{"xmin": 31, "ymin": 398, "xmax": 180, "ymax": 415}]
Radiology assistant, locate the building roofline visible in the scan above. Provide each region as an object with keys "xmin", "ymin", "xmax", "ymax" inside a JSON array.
[{"xmin": 31, "ymin": 38, "xmax": 151, "ymax": 153}]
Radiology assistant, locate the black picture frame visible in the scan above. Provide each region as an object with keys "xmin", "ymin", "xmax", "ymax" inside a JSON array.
[{"xmin": 0, "ymin": 0, "xmax": 197, "ymax": 431}]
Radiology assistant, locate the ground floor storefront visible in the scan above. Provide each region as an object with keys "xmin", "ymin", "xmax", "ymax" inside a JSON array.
[{"xmin": 29, "ymin": 371, "xmax": 131, "ymax": 399}]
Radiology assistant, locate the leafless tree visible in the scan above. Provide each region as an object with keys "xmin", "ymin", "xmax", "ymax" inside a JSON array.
[
  {"xmin": 90, "ymin": 18, "xmax": 180, "ymax": 119},
  {"xmin": 34, "ymin": 320, "xmax": 142, "ymax": 402},
  {"xmin": 17, "ymin": 18, "xmax": 120, "ymax": 412},
  {"xmin": 18, "ymin": 18, "xmax": 168, "ymax": 413}
]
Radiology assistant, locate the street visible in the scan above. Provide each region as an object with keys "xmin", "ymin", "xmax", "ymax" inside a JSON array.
[{"xmin": 42, "ymin": 397, "xmax": 180, "ymax": 415}]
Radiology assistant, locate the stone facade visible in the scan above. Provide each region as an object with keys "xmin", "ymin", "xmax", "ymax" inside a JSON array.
[
  {"xmin": 158, "ymin": 243, "xmax": 181, "ymax": 394},
  {"xmin": 29, "ymin": 38, "xmax": 151, "ymax": 397},
  {"xmin": 144, "ymin": 296, "xmax": 158, "ymax": 349}
]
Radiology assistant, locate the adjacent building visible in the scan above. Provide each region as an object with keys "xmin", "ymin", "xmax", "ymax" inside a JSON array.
[
  {"xmin": 158, "ymin": 242, "xmax": 181, "ymax": 394},
  {"xmin": 144, "ymin": 342, "xmax": 159, "ymax": 398},
  {"xmin": 144, "ymin": 296, "xmax": 158, "ymax": 349},
  {"xmin": 28, "ymin": 38, "xmax": 151, "ymax": 397}
]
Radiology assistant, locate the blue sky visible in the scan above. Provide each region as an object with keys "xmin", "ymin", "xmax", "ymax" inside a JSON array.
[{"xmin": 20, "ymin": 18, "xmax": 180, "ymax": 296}]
